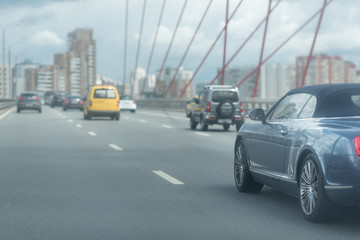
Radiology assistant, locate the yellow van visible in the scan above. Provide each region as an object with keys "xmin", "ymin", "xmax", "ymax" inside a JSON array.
[{"xmin": 83, "ymin": 85, "xmax": 120, "ymax": 120}]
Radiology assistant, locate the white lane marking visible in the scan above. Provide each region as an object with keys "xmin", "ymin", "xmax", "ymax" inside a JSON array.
[
  {"xmin": 162, "ymin": 124, "xmax": 172, "ymax": 129},
  {"xmin": 195, "ymin": 132, "xmax": 210, "ymax": 137},
  {"xmin": 62, "ymin": 116, "xmax": 67, "ymax": 119},
  {"xmin": 0, "ymin": 107, "xmax": 15, "ymax": 120},
  {"xmin": 153, "ymin": 171, "xmax": 185, "ymax": 185},
  {"xmin": 139, "ymin": 120, "xmax": 147, "ymax": 123},
  {"xmin": 76, "ymin": 124, "xmax": 82, "ymax": 128},
  {"xmin": 68, "ymin": 119, "xmax": 73, "ymax": 122},
  {"xmin": 138, "ymin": 111, "xmax": 187, "ymax": 120},
  {"xmin": 88, "ymin": 131, "xmax": 97, "ymax": 136},
  {"xmin": 124, "ymin": 116, "xmax": 130, "ymax": 120},
  {"xmin": 109, "ymin": 144, "xmax": 123, "ymax": 151}
]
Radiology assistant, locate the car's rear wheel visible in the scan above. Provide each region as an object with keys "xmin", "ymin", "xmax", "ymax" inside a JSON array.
[
  {"xmin": 63, "ymin": 108, "xmax": 66, "ymax": 111},
  {"xmin": 223, "ymin": 123, "xmax": 230, "ymax": 131},
  {"xmin": 236, "ymin": 121, "xmax": 244, "ymax": 131},
  {"xmin": 38, "ymin": 109, "xmax": 42, "ymax": 113},
  {"xmin": 299, "ymin": 154, "xmax": 335, "ymax": 222},
  {"xmin": 200, "ymin": 116, "xmax": 208, "ymax": 131},
  {"xmin": 17, "ymin": 108, "xmax": 20, "ymax": 113},
  {"xmin": 190, "ymin": 115, "xmax": 197, "ymax": 130},
  {"xmin": 234, "ymin": 139, "xmax": 263, "ymax": 193},
  {"xmin": 115, "ymin": 113, "xmax": 120, "ymax": 121}
]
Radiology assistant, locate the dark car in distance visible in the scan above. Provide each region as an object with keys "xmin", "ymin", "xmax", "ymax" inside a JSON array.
[
  {"xmin": 51, "ymin": 94, "xmax": 65, "ymax": 108},
  {"xmin": 17, "ymin": 92, "xmax": 42, "ymax": 113},
  {"xmin": 234, "ymin": 84, "xmax": 360, "ymax": 222},
  {"xmin": 63, "ymin": 95, "xmax": 84, "ymax": 111}
]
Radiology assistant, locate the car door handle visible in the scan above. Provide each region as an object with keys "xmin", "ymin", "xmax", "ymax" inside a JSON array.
[{"xmin": 280, "ymin": 129, "xmax": 287, "ymax": 135}]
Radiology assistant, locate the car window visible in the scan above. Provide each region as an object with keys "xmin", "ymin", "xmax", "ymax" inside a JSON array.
[
  {"xmin": 298, "ymin": 95, "xmax": 317, "ymax": 119},
  {"xmin": 94, "ymin": 89, "xmax": 116, "ymax": 99},
  {"xmin": 268, "ymin": 93, "xmax": 311, "ymax": 120},
  {"xmin": 120, "ymin": 95, "xmax": 132, "ymax": 100},
  {"xmin": 315, "ymin": 90, "xmax": 360, "ymax": 117},
  {"xmin": 211, "ymin": 91, "xmax": 238, "ymax": 102},
  {"xmin": 21, "ymin": 93, "xmax": 37, "ymax": 97}
]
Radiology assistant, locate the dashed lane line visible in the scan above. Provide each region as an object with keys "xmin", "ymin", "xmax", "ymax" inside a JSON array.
[
  {"xmin": 109, "ymin": 144, "xmax": 123, "ymax": 151},
  {"xmin": 195, "ymin": 132, "xmax": 210, "ymax": 137},
  {"xmin": 88, "ymin": 131, "xmax": 97, "ymax": 136},
  {"xmin": 162, "ymin": 124, "xmax": 172, "ymax": 129},
  {"xmin": 0, "ymin": 107, "xmax": 15, "ymax": 120},
  {"xmin": 139, "ymin": 120, "xmax": 147, "ymax": 123},
  {"xmin": 68, "ymin": 119, "xmax": 73, "ymax": 122},
  {"xmin": 138, "ymin": 111, "xmax": 187, "ymax": 120},
  {"xmin": 76, "ymin": 124, "xmax": 82, "ymax": 128},
  {"xmin": 153, "ymin": 171, "xmax": 185, "ymax": 185}
]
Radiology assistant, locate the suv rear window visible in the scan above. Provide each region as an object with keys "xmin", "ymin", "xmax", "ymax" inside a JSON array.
[
  {"xmin": 93, "ymin": 89, "xmax": 116, "ymax": 99},
  {"xmin": 211, "ymin": 91, "xmax": 238, "ymax": 102},
  {"xmin": 21, "ymin": 93, "xmax": 38, "ymax": 97}
]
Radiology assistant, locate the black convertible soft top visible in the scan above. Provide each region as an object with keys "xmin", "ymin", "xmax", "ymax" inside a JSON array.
[{"xmin": 287, "ymin": 84, "xmax": 360, "ymax": 118}]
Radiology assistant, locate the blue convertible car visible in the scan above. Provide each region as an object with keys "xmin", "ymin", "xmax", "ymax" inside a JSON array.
[{"xmin": 234, "ymin": 84, "xmax": 360, "ymax": 222}]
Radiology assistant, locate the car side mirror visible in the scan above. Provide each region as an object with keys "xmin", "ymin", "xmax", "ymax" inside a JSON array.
[{"xmin": 249, "ymin": 108, "xmax": 266, "ymax": 123}]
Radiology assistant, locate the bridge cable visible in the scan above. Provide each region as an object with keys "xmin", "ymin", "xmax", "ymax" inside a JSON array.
[
  {"xmin": 208, "ymin": 0, "xmax": 282, "ymax": 86},
  {"xmin": 151, "ymin": 0, "xmax": 189, "ymax": 97},
  {"xmin": 253, "ymin": 0, "xmax": 272, "ymax": 98},
  {"xmin": 178, "ymin": 0, "xmax": 245, "ymax": 98},
  {"xmin": 140, "ymin": 0, "xmax": 167, "ymax": 98},
  {"xmin": 235, "ymin": 0, "xmax": 333, "ymax": 88},
  {"xmin": 131, "ymin": 0, "xmax": 147, "ymax": 97},
  {"xmin": 122, "ymin": 0, "xmax": 129, "ymax": 94},
  {"xmin": 163, "ymin": 0, "xmax": 213, "ymax": 99},
  {"xmin": 221, "ymin": 0, "xmax": 229, "ymax": 86},
  {"xmin": 300, "ymin": 0, "xmax": 328, "ymax": 87}
]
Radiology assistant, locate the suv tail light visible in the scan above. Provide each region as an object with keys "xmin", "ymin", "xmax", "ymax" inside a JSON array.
[
  {"xmin": 34, "ymin": 97, "xmax": 40, "ymax": 100},
  {"xmin": 117, "ymin": 100, "xmax": 120, "ymax": 107},
  {"xmin": 18, "ymin": 97, "xmax": 24, "ymax": 100},
  {"xmin": 64, "ymin": 100, "xmax": 69, "ymax": 104},
  {"xmin": 206, "ymin": 102, "xmax": 211, "ymax": 112},
  {"xmin": 240, "ymin": 102, "xmax": 244, "ymax": 113},
  {"xmin": 355, "ymin": 136, "xmax": 360, "ymax": 157},
  {"xmin": 89, "ymin": 100, "xmax": 93, "ymax": 107}
]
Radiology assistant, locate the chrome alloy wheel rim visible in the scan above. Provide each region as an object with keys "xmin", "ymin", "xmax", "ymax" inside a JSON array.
[
  {"xmin": 234, "ymin": 144, "xmax": 246, "ymax": 187},
  {"xmin": 300, "ymin": 160, "xmax": 319, "ymax": 215}
]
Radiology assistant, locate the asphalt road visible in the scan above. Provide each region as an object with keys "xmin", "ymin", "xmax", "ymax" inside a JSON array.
[{"xmin": 1, "ymin": 106, "xmax": 360, "ymax": 240}]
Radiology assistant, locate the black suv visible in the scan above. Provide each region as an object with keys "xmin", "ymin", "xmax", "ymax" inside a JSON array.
[{"xmin": 189, "ymin": 85, "xmax": 244, "ymax": 131}]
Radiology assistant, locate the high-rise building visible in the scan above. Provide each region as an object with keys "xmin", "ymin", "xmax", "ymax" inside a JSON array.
[
  {"xmin": 35, "ymin": 66, "xmax": 54, "ymax": 93},
  {"xmin": 216, "ymin": 66, "xmax": 257, "ymax": 98},
  {"xmin": 295, "ymin": 54, "xmax": 357, "ymax": 87},
  {"xmin": 155, "ymin": 66, "xmax": 193, "ymax": 99},
  {"xmin": 66, "ymin": 28, "xmax": 96, "ymax": 96},
  {"xmin": 130, "ymin": 67, "xmax": 146, "ymax": 97},
  {"xmin": 260, "ymin": 63, "xmax": 294, "ymax": 99},
  {"xmin": 13, "ymin": 60, "xmax": 39, "ymax": 97},
  {"xmin": 53, "ymin": 54, "xmax": 68, "ymax": 94},
  {"xmin": 0, "ymin": 65, "xmax": 12, "ymax": 98}
]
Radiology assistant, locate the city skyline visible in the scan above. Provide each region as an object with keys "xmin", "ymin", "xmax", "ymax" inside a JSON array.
[{"xmin": 0, "ymin": 0, "xmax": 359, "ymax": 87}]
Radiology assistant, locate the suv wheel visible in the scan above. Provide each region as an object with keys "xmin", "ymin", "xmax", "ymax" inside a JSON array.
[
  {"xmin": 217, "ymin": 100, "xmax": 235, "ymax": 118},
  {"xmin": 200, "ymin": 116, "xmax": 208, "ymax": 131},
  {"xmin": 223, "ymin": 123, "xmax": 230, "ymax": 131},
  {"xmin": 190, "ymin": 115, "xmax": 197, "ymax": 130},
  {"xmin": 236, "ymin": 121, "xmax": 244, "ymax": 131}
]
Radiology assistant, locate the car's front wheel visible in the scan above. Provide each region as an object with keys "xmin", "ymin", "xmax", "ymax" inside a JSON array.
[
  {"xmin": 234, "ymin": 139, "xmax": 263, "ymax": 193},
  {"xmin": 190, "ymin": 115, "xmax": 197, "ymax": 130},
  {"xmin": 299, "ymin": 154, "xmax": 335, "ymax": 222}
]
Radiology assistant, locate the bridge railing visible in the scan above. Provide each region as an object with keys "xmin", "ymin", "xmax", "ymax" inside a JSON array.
[
  {"xmin": 136, "ymin": 98, "xmax": 277, "ymax": 115},
  {"xmin": 0, "ymin": 99, "xmax": 16, "ymax": 111}
]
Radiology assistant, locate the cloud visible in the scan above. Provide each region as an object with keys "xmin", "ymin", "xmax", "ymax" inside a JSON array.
[{"xmin": 29, "ymin": 30, "xmax": 65, "ymax": 47}]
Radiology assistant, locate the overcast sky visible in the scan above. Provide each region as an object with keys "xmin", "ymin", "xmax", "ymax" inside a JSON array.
[{"xmin": 0, "ymin": 0, "xmax": 359, "ymax": 84}]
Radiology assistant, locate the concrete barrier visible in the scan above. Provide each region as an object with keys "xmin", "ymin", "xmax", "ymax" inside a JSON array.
[
  {"xmin": 0, "ymin": 99, "xmax": 16, "ymax": 110},
  {"xmin": 135, "ymin": 98, "xmax": 277, "ymax": 115}
]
